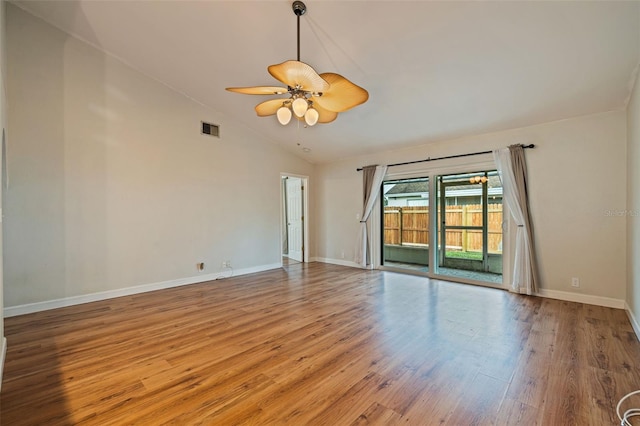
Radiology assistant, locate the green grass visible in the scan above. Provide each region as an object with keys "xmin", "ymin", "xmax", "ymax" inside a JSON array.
[{"xmin": 445, "ymin": 250, "xmax": 483, "ymax": 261}]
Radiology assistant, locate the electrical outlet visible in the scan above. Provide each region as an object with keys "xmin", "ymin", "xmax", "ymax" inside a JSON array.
[
  {"xmin": 221, "ymin": 260, "xmax": 231, "ymax": 268},
  {"xmin": 571, "ymin": 277, "xmax": 580, "ymax": 288}
]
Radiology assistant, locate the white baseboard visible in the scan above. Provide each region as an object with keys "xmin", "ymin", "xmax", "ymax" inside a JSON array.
[
  {"xmin": 625, "ymin": 302, "xmax": 640, "ymax": 342},
  {"xmin": 314, "ymin": 257, "xmax": 361, "ymax": 269},
  {"xmin": 536, "ymin": 288, "xmax": 625, "ymax": 309},
  {"xmin": 0, "ymin": 336, "xmax": 6, "ymax": 392},
  {"xmin": 4, "ymin": 263, "xmax": 281, "ymax": 318}
]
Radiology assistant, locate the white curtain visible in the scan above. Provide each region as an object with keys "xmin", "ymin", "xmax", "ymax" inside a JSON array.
[
  {"xmin": 355, "ymin": 165, "xmax": 387, "ymax": 268},
  {"xmin": 493, "ymin": 146, "xmax": 539, "ymax": 294}
]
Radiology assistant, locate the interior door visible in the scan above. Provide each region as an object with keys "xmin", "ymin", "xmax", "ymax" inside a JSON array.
[{"xmin": 286, "ymin": 177, "xmax": 303, "ymax": 262}]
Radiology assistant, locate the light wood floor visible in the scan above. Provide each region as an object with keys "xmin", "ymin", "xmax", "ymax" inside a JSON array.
[{"xmin": 2, "ymin": 262, "xmax": 640, "ymax": 425}]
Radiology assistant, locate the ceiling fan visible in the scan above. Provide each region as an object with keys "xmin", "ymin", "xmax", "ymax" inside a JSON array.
[{"xmin": 226, "ymin": 1, "xmax": 368, "ymax": 127}]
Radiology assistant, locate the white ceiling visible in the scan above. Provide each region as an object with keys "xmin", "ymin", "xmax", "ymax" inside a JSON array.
[{"xmin": 11, "ymin": 0, "xmax": 640, "ymax": 163}]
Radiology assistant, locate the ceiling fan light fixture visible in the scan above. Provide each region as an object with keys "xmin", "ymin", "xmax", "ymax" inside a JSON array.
[
  {"xmin": 225, "ymin": 1, "xmax": 368, "ymax": 128},
  {"xmin": 304, "ymin": 107, "xmax": 319, "ymax": 126},
  {"xmin": 277, "ymin": 106, "xmax": 292, "ymax": 125},
  {"xmin": 292, "ymin": 97, "xmax": 309, "ymax": 117}
]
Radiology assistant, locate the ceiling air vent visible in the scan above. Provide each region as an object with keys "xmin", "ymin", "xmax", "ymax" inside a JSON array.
[{"xmin": 201, "ymin": 121, "xmax": 220, "ymax": 138}]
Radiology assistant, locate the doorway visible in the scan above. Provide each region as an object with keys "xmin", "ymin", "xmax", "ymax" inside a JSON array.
[
  {"xmin": 281, "ymin": 174, "xmax": 309, "ymax": 265},
  {"xmin": 381, "ymin": 169, "xmax": 503, "ymax": 286},
  {"xmin": 435, "ymin": 171, "xmax": 503, "ymax": 284}
]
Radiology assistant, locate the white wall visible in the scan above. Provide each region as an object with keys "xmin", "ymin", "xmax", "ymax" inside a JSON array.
[
  {"xmin": 627, "ymin": 66, "xmax": 640, "ymax": 334},
  {"xmin": 4, "ymin": 4, "xmax": 315, "ymax": 309},
  {"xmin": 317, "ymin": 110, "xmax": 628, "ymax": 305}
]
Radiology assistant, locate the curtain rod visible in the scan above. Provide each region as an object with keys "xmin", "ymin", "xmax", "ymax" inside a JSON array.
[{"xmin": 356, "ymin": 144, "xmax": 535, "ymax": 172}]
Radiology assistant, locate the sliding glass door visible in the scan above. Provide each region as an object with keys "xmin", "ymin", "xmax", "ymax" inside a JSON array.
[{"xmin": 382, "ymin": 170, "xmax": 503, "ymax": 285}]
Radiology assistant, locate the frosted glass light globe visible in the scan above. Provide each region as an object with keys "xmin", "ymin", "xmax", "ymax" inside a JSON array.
[
  {"xmin": 277, "ymin": 106, "xmax": 292, "ymax": 125},
  {"xmin": 292, "ymin": 97, "xmax": 309, "ymax": 117},
  {"xmin": 304, "ymin": 108, "xmax": 319, "ymax": 126}
]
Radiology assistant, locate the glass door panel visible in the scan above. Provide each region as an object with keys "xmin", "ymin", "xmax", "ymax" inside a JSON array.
[
  {"xmin": 382, "ymin": 177, "xmax": 429, "ymax": 272},
  {"xmin": 436, "ymin": 171, "xmax": 503, "ymax": 284}
]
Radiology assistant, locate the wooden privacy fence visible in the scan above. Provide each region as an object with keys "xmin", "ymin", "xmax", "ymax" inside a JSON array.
[
  {"xmin": 384, "ymin": 206, "xmax": 429, "ymax": 245},
  {"xmin": 384, "ymin": 204, "xmax": 503, "ymax": 253}
]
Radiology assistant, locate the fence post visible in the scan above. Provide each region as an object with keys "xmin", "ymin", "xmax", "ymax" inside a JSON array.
[{"xmin": 399, "ymin": 207, "xmax": 403, "ymax": 245}]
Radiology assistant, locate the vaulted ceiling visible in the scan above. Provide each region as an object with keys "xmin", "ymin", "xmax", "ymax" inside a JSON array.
[{"xmin": 11, "ymin": 1, "xmax": 640, "ymax": 163}]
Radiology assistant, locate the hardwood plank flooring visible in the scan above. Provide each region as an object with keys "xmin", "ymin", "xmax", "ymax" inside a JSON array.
[{"xmin": 2, "ymin": 262, "xmax": 640, "ymax": 425}]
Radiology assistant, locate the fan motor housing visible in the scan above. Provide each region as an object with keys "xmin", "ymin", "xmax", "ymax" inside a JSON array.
[{"xmin": 292, "ymin": 1, "xmax": 306, "ymax": 16}]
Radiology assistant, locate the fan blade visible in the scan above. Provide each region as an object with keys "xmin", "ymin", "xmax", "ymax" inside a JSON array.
[
  {"xmin": 255, "ymin": 99, "xmax": 288, "ymax": 117},
  {"xmin": 313, "ymin": 102, "xmax": 338, "ymax": 123},
  {"xmin": 314, "ymin": 73, "xmax": 369, "ymax": 112},
  {"xmin": 268, "ymin": 61, "xmax": 330, "ymax": 93},
  {"xmin": 226, "ymin": 86, "xmax": 288, "ymax": 95}
]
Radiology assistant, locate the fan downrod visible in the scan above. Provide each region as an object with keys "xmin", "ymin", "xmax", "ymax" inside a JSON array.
[
  {"xmin": 292, "ymin": 1, "xmax": 306, "ymax": 61},
  {"xmin": 292, "ymin": 1, "xmax": 306, "ymax": 16}
]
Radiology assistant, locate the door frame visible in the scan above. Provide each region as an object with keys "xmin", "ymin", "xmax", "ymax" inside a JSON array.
[
  {"xmin": 380, "ymin": 158, "xmax": 509, "ymax": 288},
  {"xmin": 280, "ymin": 173, "xmax": 310, "ymax": 264}
]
